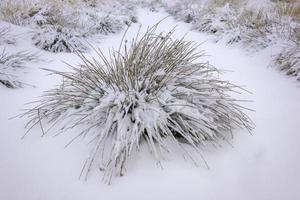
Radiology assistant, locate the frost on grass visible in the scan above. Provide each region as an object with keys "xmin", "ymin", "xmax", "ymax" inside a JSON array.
[
  {"xmin": 0, "ymin": 26, "xmax": 39, "ymax": 88},
  {"xmin": 273, "ymin": 42, "xmax": 300, "ymax": 80},
  {"xmin": 165, "ymin": 1, "xmax": 299, "ymax": 48},
  {"xmin": 21, "ymin": 25, "xmax": 254, "ymax": 183},
  {"xmin": 0, "ymin": 49, "xmax": 40, "ymax": 88},
  {"xmin": 92, "ymin": 15, "xmax": 124, "ymax": 35},
  {"xmin": 163, "ymin": 0, "xmax": 300, "ymax": 80}
]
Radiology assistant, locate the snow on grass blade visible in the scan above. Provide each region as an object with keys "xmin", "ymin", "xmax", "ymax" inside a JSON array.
[
  {"xmin": 20, "ymin": 24, "xmax": 254, "ymax": 184},
  {"xmin": 32, "ymin": 25, "xmax": 88, "ymax": 53},
  {"xmin": 163, "ymin": 0, "xmax": 300, "ymax": 80},
  {"xmin": 0, "ymin": 0, "xmax": 139, "ymax": 53},
  {"xmin": 0, "ymin": 26, "xmax": 15, "ymax": 45},
  {"xmin": 0, "ymin": 49, "xmax": 41, "ymax": 88},
  {"xmin": 273, "ymin": 42, "xmax": 300, "ymax": 80}
]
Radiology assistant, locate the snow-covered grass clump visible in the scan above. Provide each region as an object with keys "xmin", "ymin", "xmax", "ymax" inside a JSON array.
[
  {"xmin": 21, "ymin": 26, "xmax": 253, "ymax": 183},
  {"xmin": 0, "ymin": 25, "xmax": 40, "ymax": 88},
  {"xmin": 0, "ymin": 0, "xmax": 34, "ymax": 26},
  {"xmin": 0, "ymin": 0, "xmax": 138, "ymax": 53},
  {"xmin": 32, "ymin": 25, "xmax": 88, "ymax": 53},
  {"xmin": 165, "ymin": 0, "xmax": 299, "ymax": 47},
  {"xmin": 87, "ymin": 15, "xmax": 125, "ymax": 35},
  {"xmin": 163, "ymin": 0, "xmax": 300, "ymax": 79},
  {"xmin": 273, "ymin": 42, "xmax": 300, "ymax": 80}
]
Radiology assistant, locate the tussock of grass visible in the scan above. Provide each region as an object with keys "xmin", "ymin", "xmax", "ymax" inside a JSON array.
[
  {"xmin": 32, "ymin": 25, "xmax": 88, "ymax": 53},
  {"xmin": 20, "ymin": 25, "xmax": 254, "ymax": 183},
  {"xmin": 209, "ymin": 0, "xmax": 245, "ymax": 9},
  {"xmin": 0, "ymin": 0, "xmax": 33, "ymax": 26},
  {"xmin": 273, "ymin": 42, "xmax": 300, "ymax": 79},
  {"xmin": 0, "ymin": 0, "xmax": 138, "ymax": 53},
  {"xmin": 163, "ymin": 0, "xmax": 300, "ymax": 81},
  {"xmin": 275, "ymin": 2, "xmax": 300, "ymax": 21},
  {"xmin": 91, "ymin": 15, "xmax": 124, "ymax": 35}
]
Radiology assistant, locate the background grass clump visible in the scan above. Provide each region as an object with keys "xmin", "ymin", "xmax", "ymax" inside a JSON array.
[
  {"xmin": 0, "ymin": 0, "xmax": 139, "ymax": 53},
  {"xmin": 0, "ymin": 26, "xmax": 40, "ymax": 88},
  {"xmin": 162, "ymin": 0, "xmax": 300, "ymax": 80}
]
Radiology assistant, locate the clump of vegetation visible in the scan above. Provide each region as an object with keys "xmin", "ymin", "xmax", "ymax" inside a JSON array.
[
  {"xmin": 163, "ymin": 0, "xmax": 300, "ymax": 80},
  {"xmin": 20, "ymin": 25, "xmax": 253, "ymax": 183},
  {"xmin": 0, "ymin": 26, "xmax": 40, "ymax": 88},
  {"xmin": 273, "ymin": 42, "xmax": 300, "ymax": 79},
  {"xmin": 0, "ymin": 0, "xmax": 138, "ymax": 53},
  {"xmin": 275, "ymin": 1, "xmax": 300, "ymax": 21},
  {"xmin": 0, "ymin": 0, "xmax": 33, "ymax": 26},
  {"xmin": 32, "ymin": 25, "xmax": 88, "ymax": 53},
  {"xmin": 89, "ymin": 15, "xmax": 124, "ymax": 35}
]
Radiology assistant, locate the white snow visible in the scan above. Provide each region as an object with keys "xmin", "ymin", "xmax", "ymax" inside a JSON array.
[{"xmin": 0, "ymin": 8, "xmax": 300, "ymax": 200}]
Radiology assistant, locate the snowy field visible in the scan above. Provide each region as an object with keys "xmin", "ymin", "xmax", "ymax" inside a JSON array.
[{"xmin": 1, "ymin": 5, "xmax": 300, "ymax": 200}]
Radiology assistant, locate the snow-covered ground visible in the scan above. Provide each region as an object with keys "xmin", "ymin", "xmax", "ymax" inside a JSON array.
[{"xmin": 1, "ymin": 8, "xmax": 300, "ymax": 200}]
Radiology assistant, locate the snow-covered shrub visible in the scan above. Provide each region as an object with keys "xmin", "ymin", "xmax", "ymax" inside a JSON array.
[
  {"xmin": 165, "ymin": 1, "xmax": 200, "ymax": 24},
  {"xmin": 139, "ymin": 0, "xmax": 163, "ymax": 12},
  {"xmin": 275, "ymin": 1, "xmax": 300, "ymax": 21},
  {"xmin": 26, "ymin": 5, "xmax": 70, "ymax": 27},
  {"xmin": 82, "ymin": 0, "xmax": 98, "ymax": 7},
  {"xmin": 194, "ymin": 5, "xmax": 239, "ymax": 38},
  {"xmin": 164, "ymin": 1, "xmax": 242, "ymax": 41},
  {"xmin": 96, "ymin": 15, "xmax": 124, "ymax": 35},
  {"xmin": 26, "ymin": 4, "xmax": 92, "ymax": 53},
  {"xmin": 1, "ymin": 0, "xmax": 138, "ymax": 53},
  {"xmin": 0, "ymin": 0, "xmax": 80, "ymax": 28},
  {"xmin": 163, "ymin": 0, "xmax": 300, "ymax": 81},
  {"xmin": 22, "ymin": 26, "xmax": 253, "ymax": 183},
  {"xmin": 0, "ymin": 0, "xmax": 34, "ymax": 26},
  {"xmin": 271, "ymin": 2, "xmax": 300, "ymax": 78},
  {"xmin": 32, "ymin": 25, "xmax": 88, "ymax": 53},
  {"xmin": 104, "ymin": 0, "xmax": 138, "ymax": 26},
  {"xmin": 208, "ymin": 0, "xmax": 245, "ymax": 8},
  {"xmin": 237, "ymin": 3, "xmax": 300, "ymax": 48},
  {"xmin": 164, "ymin": 0, "xmax": 299, "ymax": 47},
  {"xmin": 0, "ymin": 25, "xmax": 34, "ymax": 88},
  {"xmin": 273, "ymin": 42, "xmax": 300, "ymax": 79},
  {"xmin": 87, "ymin": 15, "xmax": 125, "ymax": 35},
  {"xmin": 235, "ymin": 9, "xmax": 275, "ymax": 48},
  {"xmin": 0, "ymin": 49, "xmax": 40, "ymax": 88}
]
